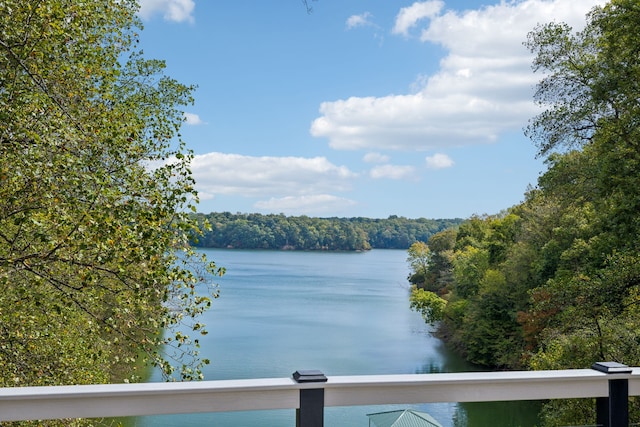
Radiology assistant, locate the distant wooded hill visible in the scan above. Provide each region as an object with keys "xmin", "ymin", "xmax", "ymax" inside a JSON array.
[{"xmin": 192, "ymin": 212, "xmax": 464, "ymax": 251}]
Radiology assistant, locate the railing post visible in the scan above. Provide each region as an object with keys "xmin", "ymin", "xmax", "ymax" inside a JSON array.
[
  {"xmin": 592, "ymin": 362, "xmax": 631, "ymax": 427},
  {"xmin": 293, "ymin": 370, "xmax": 327, "ymax": 427}
]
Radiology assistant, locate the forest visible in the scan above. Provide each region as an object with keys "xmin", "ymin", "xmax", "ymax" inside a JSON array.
[
  {"xmin": 192, "ymin": 212, "xmax": 463, "ymax": 251},
  {"xmin": 408, "ymin": 1, "xmax": 640, "ymax": 424},
  {"xmin": 0, "ymin": 0, "xmax": 220, "ymax": 403}
]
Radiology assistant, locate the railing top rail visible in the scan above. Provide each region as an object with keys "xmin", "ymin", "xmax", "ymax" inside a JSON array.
[
  {"xmin": 0, "ymin": 377, "xmax": 299, "ymax": 399},
  {"xmin": 3, "ymin": 367, "xmax": 635, "ymax": 397},
  {"xmin": 329, "ymin": 368, "xmax": 634, "ymax": 384},
  {"xmin": 1, "ymin": 367, "xmax": 639, "ymax": 422}
]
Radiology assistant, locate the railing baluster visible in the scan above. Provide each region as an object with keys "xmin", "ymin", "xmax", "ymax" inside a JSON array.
[
  {"xmin": 293, "ymin": 370, "xmax": 327, "ymax": 427},
  {"xmin": 592, "ymin": 362, "xmax": 632, "ymax": 427}
]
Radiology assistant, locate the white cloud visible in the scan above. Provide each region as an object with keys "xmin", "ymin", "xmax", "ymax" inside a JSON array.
[
  {"xmin": 363, "ymin": 152, "xmax": 390, "ymax": 163},
  {"xmin": 418, "ymin": 0, "xmax": 599, "ymax": 55},
  {"xmin": 311, "ymin": 0, "xmax": 605, "ymax": 152},
  {"xmin": 425, "ymin": 153, "xmax": 454, "ymax": 169},
  {"xmin": 370, "ymin": 164, "xmax": 416, "ymax": 180},
  {"xmin": 346, "ymin": 12, "xmax": 374, "ymax": 30},
  {"xmin": 138, "ymin": 0, "xmax": 195, "ymax": 23},
  {"xmin": 189, "ymin": 152, "xmax": 357, "ymax": 200},
  {"xmin": 254, "ymin": 195, "xmax": 357, "ymax": 215},
  {"xmin": 392, "ymin": 1, "xmax": 444, "ymax": 36},
  {"xmin": 184, "ymin": 112, "xmax": 204, "ymax": 125}
]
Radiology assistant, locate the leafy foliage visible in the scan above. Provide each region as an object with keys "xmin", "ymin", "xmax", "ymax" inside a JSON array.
[
  {"xmin": 410, "ymin": 287, "xmax": 446, "ymax": 325},
  {"xmin": 194, "ymin": 212, "xmax": 463, "ymax": 251},
  {"xmin": 407, "ymin": 1, "xmax": 640, "ymax": 423},
  {"xmin": 406, "ymin": 242, "xmax": 431, "ymax": 287},
  {"xmin": 0, "ymin": 0, "xmax": 222, "ymax": 399}
]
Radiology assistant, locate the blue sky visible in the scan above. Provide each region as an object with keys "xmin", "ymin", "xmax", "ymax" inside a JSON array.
[{"xmin": 137, "ymin": 0, "xmax": 605, "ymax": 219}]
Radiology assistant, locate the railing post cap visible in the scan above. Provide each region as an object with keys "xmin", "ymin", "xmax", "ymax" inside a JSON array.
[
  {"xmin": 592, "ymin": 361, "xmax": 632, "ymax": 374},
  {"xmin": 292, "ymin": 370, "xmax": 328, "ymax": 383}
]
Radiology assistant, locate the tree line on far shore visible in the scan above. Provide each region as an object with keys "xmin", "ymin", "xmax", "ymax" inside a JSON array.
[{"xmin": 192, "ymin": 212, "xmax": 464, "ymax": 251}]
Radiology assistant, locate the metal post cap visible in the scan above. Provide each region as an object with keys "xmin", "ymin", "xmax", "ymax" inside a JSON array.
[
  {"xmin": 292, "ymin": 370, "xmax": 328, "ymax": 383},
  {"xmin": 592, "ymin": 361, "xmax": 632, "ymax": 374}
]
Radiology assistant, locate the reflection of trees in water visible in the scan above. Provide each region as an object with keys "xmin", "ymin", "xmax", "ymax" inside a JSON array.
[
  {"xmin": 413, "ymin": 358, "xmax": 542, "ymax": 426},
  {"xmin": 453, "ymin": 407, "xmax": 468, "ymax": 427},
  {"xmin": 456, "ymin": 401, "xmax": 542, "ymax": 427},
  {"xmin": 415, "ymin": 361, "xmax": 445, "ymax": 374}
]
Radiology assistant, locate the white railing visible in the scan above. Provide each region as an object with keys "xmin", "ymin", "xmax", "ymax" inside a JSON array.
[{"xmin": 0, "ymin": 363, "xmax": 637, "ymax": 426}]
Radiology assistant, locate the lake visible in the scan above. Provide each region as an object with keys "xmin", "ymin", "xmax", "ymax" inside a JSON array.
[{"xmin": 135, "ymin": 249, "xmax": 540, "ymax": 426}]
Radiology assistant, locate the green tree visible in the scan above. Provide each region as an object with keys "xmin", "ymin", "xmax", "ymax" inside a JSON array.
[
  {"xmin": 452, "ymin": 246, "xmax": 489, "ymax": 299},
  {"xmin": 453, "ymin": 215, "xmax": 489, "ymax": 251},
  {"xmin": 525, "ymin": 0, "xmax": 640, "ymax": 359},
  {"xmin": 424, "ymin": 228, "xmax": 457, "ymax": 290},
  {"xmin": 410, "ymin": 287, "xmax": 447, "ymax": 325},
  {"xmin": 0, "ymin": 0, "xmax": 222, "ymax": 394},
  {"xmin": 524, "ymin": 0, "xmax": 640, "ymax": 423},
  {"xmin": 461, "ymin": 269, "xmax": 525, "ymax": 367},
  {"xmin": 406, "ymin": 241, "xmax": 431, "ymax": 288}
]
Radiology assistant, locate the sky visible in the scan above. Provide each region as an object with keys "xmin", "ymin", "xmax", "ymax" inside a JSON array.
[{"xmin": 136, "ymin": 0, "xmax": 606, "ymax": 219}]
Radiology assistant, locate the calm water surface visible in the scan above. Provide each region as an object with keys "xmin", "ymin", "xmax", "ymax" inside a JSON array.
[{"xmin": 135, "ymin": 249, "xmax": 540, "ymax": 426}]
